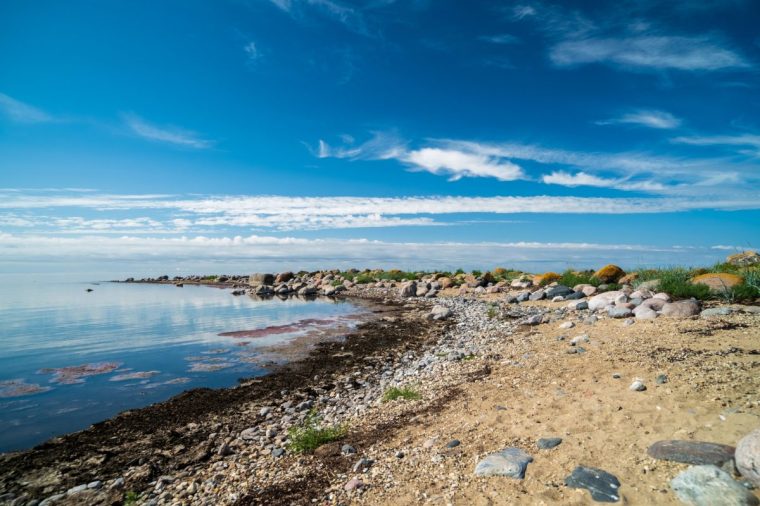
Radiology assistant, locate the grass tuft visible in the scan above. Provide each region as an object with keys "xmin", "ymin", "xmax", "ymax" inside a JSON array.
[
  {"xmin": 382, "ymin": 386, "xmax": 421, "ymax": 402},
  {"xmin": 286, "ymin": 411, "xmax": 347, "ymax": 453}
]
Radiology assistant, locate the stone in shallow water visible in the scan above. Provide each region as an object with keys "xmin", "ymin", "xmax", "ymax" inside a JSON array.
[
  {"xmin": 647, "ymin": 440, "xmax": 736, "ymax": 466},
  {"xmin": 564, "ymin": 466, "xmax": 621, "ymax": 503},
  {"xmin": 671, "ymin": 465, "xmax": 759, "ymax": 506},
  {"xmin": 537, "ymin": 437, "xmax": 563, "ymax": 450},
  {"xmin": 474, "ymin": 447, "xmax": 533, "ymax": 479}
]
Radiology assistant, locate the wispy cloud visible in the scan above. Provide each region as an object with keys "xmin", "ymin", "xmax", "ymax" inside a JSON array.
[
  {"xmin": 597, "ymin": 109, "xmax": 682, "ymax": 129},
  {"xmin": 0, "ymin": 93, "xmax": 54, "ymax": 124},
  {"xmin": 244, "ymin": 41, "xmax": 260, "ymax": 61},
  {"xmin": 267, "ymin": 0, "xmax": 369, "ymax": 36},
  {"xmin": 672, "ymin": 133, "xmax": 760, "ymax": 156},
  {"xmin": 122, "ymin": 113, "xmax": 215, "ymax": 149},
  {"xmin": 542, "ymin": 171, "xmax": 665, "ymax": 191},
  {"xmin": 550, "ymin": 35, "xmax": 750, "ymax": 71},
  {"xmin": 479, "ymin": 34, "xmax": 520, "ymax": 45},
  {"xmin": 404, "ymin": 148, "xmax": 524, "ymax": 181}
]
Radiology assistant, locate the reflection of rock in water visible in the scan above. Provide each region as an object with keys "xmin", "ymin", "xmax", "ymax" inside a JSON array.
[
  {"xmin": 38, "ymin": 362, "xmax": 122, "ymax": 384},
  {"xmin": 0, "ymin": 379, "xmax": 53, "ymax": 398}
]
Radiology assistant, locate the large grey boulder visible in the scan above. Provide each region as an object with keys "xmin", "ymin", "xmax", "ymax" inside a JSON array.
[
  {"xmin": 398, "ymin": 281, "xmax": 417, "ymax": 298},
  {"xmin": 661, "ymin": 299, "xmax": 701, "ymax": 318},
  {"xmin": 249, "ymin": 273, "xmax": 275, "ymax": 286},
  {"xmin": 736, "ymin": 428, "xmax": 760, "ymax": 487},
  {"xmin": 588, "ymin": 291, "xmax": 623, "ymax": 312},
  {"xmin": 429, "ymin": 305, "xmax": 453, "ymax": 321},
  {"xmin": 671, "ymin": 465, "xmax": 758, "ymax": 506}
]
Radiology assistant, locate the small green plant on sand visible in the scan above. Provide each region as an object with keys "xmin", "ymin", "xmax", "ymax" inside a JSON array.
[
  {"xmin": 462, "ymin": 353, "xmax": 476, "ymax": 361},
  {"xmin": 383, "ymin": 386, "xmax": 421, "ymax": 402},
  {"xmin": 124, "ymin": 491, "xmax": 140, "ymax": 505},
  {"xmin": 287, "ymin": 411, "xmax": 347, "ymax": 453},
  {"xmin": 486, "ymin": 303, "xmax": 499, "ymax": 319}
]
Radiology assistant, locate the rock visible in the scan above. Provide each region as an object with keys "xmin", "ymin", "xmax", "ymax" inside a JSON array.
[
  {"xmin": 240, "ymin": 428, "xmax": 257, "ymax": 440},
  {"xmin": 588, "ymin": 291, "xmax": 623, "ymax": 311},
  {"xmin": 272, "ymin": 448, "xmax": 285, "ymax": 458},
  {"xmin": 584, "ymin": 315, "xmax": 598, "ymax": 325},
  {"xmin": 634, "ymin": 306, "xmax": 658, "ymax": 320},
  {"xmin": 567, "ymin": 300, "xmax": 589, "ymax": 311},
  {"xmin": 656, "ymin": 374, "xmax": 669, "ymax": 385},
  {"xmin": 701, "ymin": 307, "xmax": 734, "ymax": 318},
  {"xmin": 399, "ymin": 281, "xmax": 417, "ymax": 298},
  {"xmin": 570, "ymin": 334, "xmax": 589, "ymax": 346},
  {"xmin": 692, "ymin": 273, "xmax": 744, "ymax": 293},
  {"xmin": 474, "ymin": 447, "xmax": 533, "ymax": 479},
  {"xmin": 559, "ymin": 321, "xmax": 575, "ymax": 329},
  {"xmin": 344, "ymin": 478, "xmax": 364, "ymax": 491},
  {"xmin": 109, "ymin": 478, "xmax": 125, "ymax": 490},
  {"xmin": 446, "ymin": 439, "xmax": 461, "ymax": 448},
  {"xmin": 341, "ymin": 444, "xmax": 357, "ymax": 455},
  {"xmin": 630, "ymin": 289, "xmax": 653, "ymax": 299},
  {"xmin": 661, "ymin": 300, "xmax": 701, "ymax": 318},
  {"xmin": 653, "ymin": 292, "xmax": 672, "ymax": 302},
  {"xmin": 423, "ymin": 438, "xmax": 437, "ymax": 449},
  {"xmin": 66, "ymin": 484, "xmax": 88, "ymax": 495},
  {"xmin": 608, "ymin": 306, "xmax": 633, "ymax": 318},
  {"xmin": 529, "ymin": 289, "xmax": 546, "ymax": 301},
  {"xmin": 516, "ymin": 291, "xmax": 531, "ymax": 302},
  {"xmin": 619, "ymin": 272, "xmax": 639, "ymax": 285},
  {"xmin": 638, "ymin": 279, "xmax": 661, "ymax": 291},
  {"xmin": 218, "ymin": 443, "xmax": 234, "ymax": 456},
  {"xmin": 537, "ymin": 437, "xmax": 563, "ymax": 450},
  {"xmin": 629, "ymin": 379, "xmax": 646, "ymax": 391},
  {"xmin": 623, "ymin": 318, "xmax": 635, "ymax": 326},
  {"xmin": 249, "ymin": 273, "xmax": 275, "ymax": 286},
  {"xmin": 564, "ymin": 466, "xmax": 621, "ymax": 503},
  {"xmin": 640, "ymin": 297, "xmax": 667, "ymax": 311},
  {"xmin": 736, "ymin": 429, "xmax": 760, "ymax": 487},
  {"xmin": 430, "ymin": 305, "xmax": 453, "ymax": 321},
  {"xmin": 565, "ymin": 290, "xmax": 586, "ymax": 300},
  {"xmin": 593, "ymin": 264, "xmax": 626, "ymax": 283},
  {"xmin": 574, "ymin": 284, "xmax": 597, "ymax": 296},
  {"xmin": 647, "ymin": 440, "xmax": 736, "ymax": 466},
  {"xmin": 438, "ymin": 277, "xmax": 453, "ymax": 289},
  {"xmin": 552, "ymin": 295, "xmax": 564, "ymax": 302},
  {"xmin": 526, "ymin": 314, "xmax": 543, "ymax": 325},
  {"xmin": 545, "ymin": 285, "xmax": 573, "ymax": 298},
  {"xmin": 727, "ymin": 250, "xmax": 760, "ymax": 267},
  {"xmin": 274, "ymin": 271, "xmax": 294, "ymax": 283},
  {"xmin": 353, "ymin": 458, "xmax": 374, "ymax": 472},
  {"xmin": 671, "ymin": 465, "xmax": 759, "ymax": 506}
]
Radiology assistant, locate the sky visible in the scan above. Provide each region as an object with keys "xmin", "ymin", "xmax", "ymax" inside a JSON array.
[{"xmin": 1, "ymin": 0, "xmax": 759, "ymax": 276}]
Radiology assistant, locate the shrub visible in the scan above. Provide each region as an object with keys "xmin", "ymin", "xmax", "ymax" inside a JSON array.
[
  {"xmin": 486, "ymin": 303, "xmax": 499, "ymax": 319},
  {"xmin": 471, "ymin": 269, "xmax": 483, "ymax": 278},
  {"xmin": 536, "ymin": 272, "xmax": 561, "ymax": 287},
  {"xmin": 354, "ymin": 274, "xmax": 374, "ymax": 284},
  {"xmin": 558, "ymin": 269, "xmax": 599, "ymax": 288},
  {"xmin": 382, "ymin": 386, "xmax": 421, "ymax": 402},
  {"xmin": 287, "ymin": 411, "xmax": 347, "ymax": 453},
  {"xmin": 636, "ymin": 267, "xmax": 711, "ymax": 300},
  {"xmin": 124, "ymin": 492, "xmax": 140, "ymax": 505}
]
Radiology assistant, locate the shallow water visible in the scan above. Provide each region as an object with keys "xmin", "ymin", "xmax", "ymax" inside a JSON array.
[{"xmin": 0, "ymin": 280, "xmax": 362, "ymax": 452}]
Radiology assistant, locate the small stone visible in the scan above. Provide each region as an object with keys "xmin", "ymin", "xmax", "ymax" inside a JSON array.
[
  {"xmin": 559, "ymin": 321, "xmax": 575, "ymax": 329},
  {"xmin": 217, "ymin": 443, "xmax": 233, "ymax": 456},
  {"xmin": 647, "ymin": 440, "xmax": 736, "ymax": 466},
  {"xmin": 656, "ymin": 374, "xmax": 669, "ymax": 385},
  {"xmin": 395, "ymin": 450, "xmax": 404, "ymax": 459},
  {"xmin": 474, "ymin": 447, "xmax": 533, "ymax": 479},
  {"xmin": 341, "ymin": 444, "xmax": 357, "ymax": 455},
  {"xmin": 494, "ymin": 405, "xmax": 507, "ymax": 411},
  {"xmin": 622, "ymin": 318, "xmax": 635, "ymax": 326},
  {"xmin": 612, "ymin": 373, "xmax": 621, "ymax": 379},
  {"xmin": 271, "ymin": 448, "xmax": 285, "ymax": 458},
  {"xmin": 564, "ymin": 466, "xmax": 621, "ymax": 503},
  {"xmin": 537, "ymin": 437, "xmax": 563, "ymax": 450},
  {"xmin": 671, "ymin": 465, "xmax": 759, "ymax": 506},
  {"xmin": 87, "ymin": 481, "xmax": 102, "ymax": 490},
  {"xmin": 446, "ymin": 439, "xmax": 461, "ymax": 448},
  {"xmin": 526, "ymin": 314, "xmax": 543, "ymax": 325},
  {"xmin": 423, "ymin": 438, "xmax": 437, "ymax": 449},
  {"xmin": 353, "ymin": 458, "xmax": 374, "ymax": 472},
  {"xmin": 344, "ymin": 478, "xmax": 364, "ymax": 492},
  {"xmin": 629, "ymin": 379, "xmax": 646, "ymax": 391}
]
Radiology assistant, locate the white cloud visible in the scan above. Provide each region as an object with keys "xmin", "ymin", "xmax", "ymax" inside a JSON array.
[
  {"xmin": 672, "ymin": 133, "xmax": 760, "ymax": 149},
  {"xmin": 0, "ymin": 93, "xmax": 54, "ymax": 123},
  {"xmin": 597, "ymin": 109, "xmax": 681, "ymax": 129},
  {"xmin": 404, "ymin": 148, "xmax": 524, "ymax": 181},
  {"xmin": 479, "ymin": 34, "xmax": 520, "ymax": 44},
  {"xmin": 268, "ymin": 0, "xmax": 292, "ymax": 11},
  {"xmin": 550, "ymin": 35, "xmax": 749, "ymax": 71},
  {"xmin": 541, "ymin": 171, "xmax": 665, "ymax": 191},
  {"xmin": 244, "ymin": 41, "xmax": 260, "ymax": 61},
  {"xmin": 123, "ymin": 114, "xmax": 215, "ymax": 149},
  {"xmin": 512, "ymin": 5, "xmax": 537, "ymax": 19}
]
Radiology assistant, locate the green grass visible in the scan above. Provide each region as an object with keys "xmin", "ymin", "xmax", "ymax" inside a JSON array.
[
  {"xmin": 124, "ymin": 492, "xmax": 140, "ymax": 505},
  {"xmin": 486, "ymin": 303, "xmax": 499, "ymax": 319},
  {"xmin": 471, "ymin": 269, "xmax": 482, "ymax": 278},
  {"xmin": 462, "ymin": 353, "xmax": 476, "ymax": 361},
  {"xmin": 354, "ymin": 273, "xmax": 375, "ymax": 284},
  {"xmin": 286, "ymin": 411, "xmax": 347, "ymax": 453},
  {"xmin": 557, "ymin": 269, "xmax": 600, "ymax": 288},
  {"xmin": 382, "ymin": 386, "xmax": 421, "ymax": 402},
  {"xmin": 331, "ymin": 279, "xmax": 344, "ymax": 287}
]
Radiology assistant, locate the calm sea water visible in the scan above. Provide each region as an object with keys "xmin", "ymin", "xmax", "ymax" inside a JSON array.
[{"xmin": 0, "ymin": 280, "xmax": 362, "ymax": 453}]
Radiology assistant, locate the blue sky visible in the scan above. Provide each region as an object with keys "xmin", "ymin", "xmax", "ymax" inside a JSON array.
[{"xmin": 1, "ymin": 0, "xmax": 759, "ymax": 274}]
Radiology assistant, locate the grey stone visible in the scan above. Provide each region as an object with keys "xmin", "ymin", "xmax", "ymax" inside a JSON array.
[
  {"xmin": 661, "ymin": 299, "xmax": 701, "ymax": 318},
  {"xmin": 271, "ymin": 448, "xmax": 285, "ymax": 458},
  {"xmin": 608, "ymin": 307, "xmax": 633, "ymax": 318},
  {"xmin": 474, "ymin": 447, "xmax": 533, "ymax": 479},
  {"xmin": 701, "ymin": 307, "xmax": 734, "ymax": 318},
  {"xmin": 516, "ymin": 290, "xmax": 531, "ymax": 302},
  {"xmin": 629, "ymin": 379, "xmax": 646, "ymax": 391},
  {"xmin": 352, "ymin": 457, "xmax": 374, "ymax": 472},
  {"xmin": 565, "ymin": 291, "xmax": 586, "ymax": 300},
  {"xmin": 249, "ymin": 273, "xmax": 275, "ymax": 285},
  {"xmin": 398, "ymin": 281, "xmax": 417, "ymax": 298},
  {"xmin": 545, "ymin": 285, "xmax": 573, "ymax": 298},
  {"xmin": 526, "ymin": 314, "xmax": 543, "ymax": 325},
  {"xmin": 647, "ymin": 440, "xmax": 736, "ymax": 466},
  {"xmin": 529, "ymin": 289, "xmax": 546, "ymax": 301},
  {"xmin": 671, "ymin": 465, "xmax": 759, "ymax": 506},
  {"xmin": 341, "ymin": 444, "xmax": 356, "ymax": 455},
  {"xmin": 430, "ymin": 305, "xmax": 453, "ymax": 321},
  {"xmin": 736, "ymin": 429, "xmax": 760, "ymax": 487},
  {"xmin": 656, "ymin": 374, "xmax": 669, "ymax": 385},
  {"xmin": 447, "ymin": 439, "xmax": 461, "ymax": 448},
  {"xmin": 537, "ymin": 437, "xmax": 563, "ymax": 449},
  {"xmin": 564, "ymin": 466, "xmax": 621, "ymax": 503}
]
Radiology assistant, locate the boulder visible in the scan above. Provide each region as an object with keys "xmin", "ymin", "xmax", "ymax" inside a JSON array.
[
  {"xmin": 648, "ymin": 440, "xmax": 736, "ymax": 466},
  {"xmin": 671, "ymin": 465, "xmax": 759, "ymax": 506},
  {"xmin": 593, "ymin": 264, "xmax": 626, "ymax": 284},
  {"xmin": 545, "ymin": 285, "xmax": 573, "ymax": 298},
  {"xmin": 429, "ymin": 305, "xmax": 453, "ymax": 321},
  {"xmin": 274, "ymin": 271, "xmax": 294, "ymax": 284},
  {"xmin": 608, "ymin": 307, "xmax": 633, "ymax": 318},
  {"xmin": 634, "ymin": 307, "xmax": 658, "ymax": 320},
  {"xmin": 661, "ymin": 300, "xmax": 701, "ymax": 318},
  {"xmin": 438, "ymin": 277, "xmax": 453, "ymax": 289},
  {"xmin": 640, "ymin": 297, "xmax": 666, "ymax": 311},
  {"xmin": 618, "ymin": 272, "xmax": 639, "ymax": 285},
  {"xmin": 588, "ymin": 291, "xmax": 623, "ymax": 312},
  {"xmin": 399, "ymin": 281, "xmax": 417, "ymax": 298},
  {"xmin": 249, "ymin": 273, "xmax": 275, "ymax": 286},
  {"xmin": 529, "ymin": 289, "xmax": 546, "ymax": 301},
  {"xmin": 727, "ymin": 250, "xmax": 760, "ymax": 267},
  {"xmin": 638, "ymin": 279, "xmax": 661, "ymax": 291},
  {"xmin": 534, "ymin": 272, "xmax": 561, "ymax": 286},
  {"xmin": 736, "ymin": 428, "xmax": 760, "ymax": 487},
  {"xmin": 692, "ymin": 273, "xmax": 744, "ymax": 293}
]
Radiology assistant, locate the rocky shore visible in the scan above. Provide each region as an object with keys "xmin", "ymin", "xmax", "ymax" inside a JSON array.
[{"xmin": 2, "ymin": 258, "xmax": 760, "ymax": 505}]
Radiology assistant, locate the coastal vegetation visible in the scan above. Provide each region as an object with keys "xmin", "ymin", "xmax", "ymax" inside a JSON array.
[
  {"xmin": 286, "ymin": 411, "xmax": 347, "ymax": 453},
  {"xmin": 382, "ymin": 386, "xmax": 422, "ymax": 402}
]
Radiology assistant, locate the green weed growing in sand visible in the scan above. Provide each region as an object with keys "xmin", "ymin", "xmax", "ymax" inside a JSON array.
[
  {"xmin": 287, "ymin": 411, "xmax": 347, "ymax": 453},
  {"xmin": 124, "ymin": 491, "xmax": 140, "ymax": 505},
  {"xmin": 486, "ymin": 303, "xmax": 499, "ymax": 319},
  {"xmin": 383, "ymin": 386, "xmax": 421, "ymax": 402}
]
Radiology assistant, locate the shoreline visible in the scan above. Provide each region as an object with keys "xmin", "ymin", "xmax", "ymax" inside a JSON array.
[{"xmin": 1, "ymin": 263, "xmax": 759, "ymax": 505}]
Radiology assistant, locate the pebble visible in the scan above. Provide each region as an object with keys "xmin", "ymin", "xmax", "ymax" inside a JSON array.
[
  {"xmin": 474, "ymin": 447, "xmax": 533, "ymax": 479},
  {"xmin": 341, "ymin": 444, "xmax": 356, "ymax": 455},
  {"xmin": 423, "ymin": 438, "xmax": 438, "ymax": 449},
  {"xmin": 559, "ymin": 321, "xmax": 575, "ymax": 329},
  {"xmin": 656, "ymin": 374, "xmax": 669, "ymax": 385},
  {"xmin": 271, "ymin": 448, "xmax": 285, "ymax": 458},
  {"xmin": 353, "ymin": 458, "xmax": 374, "ymax": 473},
  {"xmin": 629, "ymin": 379, "xmax": 646, "ymax": 392},
  {"xmin": 612, "ymin": 373, "xmax": 621, "ymax": 379},
  {"xmin": 671, "ymin": 465, "xmax": 759, "ymax": 506},
  {"xmin": 446, "ymin": 439, "xmax": 461, "ymax": 448},
  {"xmin": 537, "ymin": 437, "xmax": 563, "ymax": 450},
  {"xmin": 647, "ymin": 440, "xmax": 736, "ymax": 466},
  {"xmin": 344, "ymin": 478, "xmax": 364, "ymax": 492},
  {"xmin": 564, "ymin": 466, "xmax": 621, "ymax": 503},
  {"xmin": 395, "ymin": 450, "xmax": 405, "ymax": 459}
]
